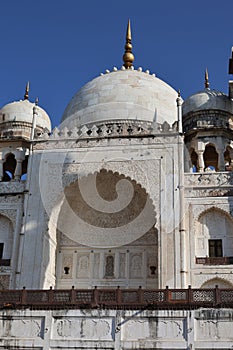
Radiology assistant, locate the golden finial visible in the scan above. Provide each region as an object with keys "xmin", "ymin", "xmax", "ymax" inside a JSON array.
[
  {"xmin": 123, "ymin": 19, "xmax": 134, "ymax": 69},
  {"xmin": 205, "ymin": 68, "xmax": 210, "ymax": 89},
  {"xmin": 24, "ymin": 81, "xmax": 30, "ymax": 100}
]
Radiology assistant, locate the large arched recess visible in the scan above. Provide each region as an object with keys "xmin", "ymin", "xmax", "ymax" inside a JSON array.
[{"xmin": 52, "ymin": 169, "xmax": 158, "ymax": 289}]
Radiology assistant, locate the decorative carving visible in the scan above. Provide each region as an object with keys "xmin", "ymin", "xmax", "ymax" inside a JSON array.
[
  {"xmin": 130, "ymin": 254, "xmax": 142, "ymax": 278},
  {"xmin": 61, "ymin": 254, "xmax": 73, "ymax": 279},
  {"xmin": 185, "ymin": 172, "xmax": 233, "ymax": 188},
  {"xmin": 0, "ymin": 181, "xmax": 26, "ymax": 193},
  {"xmin": 0, "ymin": 209, "xmax": 17, "ymax": 225},
  {"xmin": 105, "ymin": 255, "xmax": 114, "ymax": 278},
  {"xmin": 93, "ymin": 253, "xmax": 100, "ymax": 278},
  {"xmin": 119, "ymin": 253, "xmax": 126, "ymax": 278},
  {"xmin": 183, "ymin": 109, "xmax": 232, "ymax": 133},
  {"xmin": 186, "ymin": 188, "xmax": 233, "ymax": 197},
  {"xmin": 193, "ymin": 273, "xmax": 233, "ymax": 288},
  {"xmin": 11, "ymin": 319, "xmax": 42, "ymax": 338},
  {"xmin": 54, "ymin": 317, "xmax": 111, "ymax": 339},
  {"xmin": 56, "ymin": 319, "xmax": 72, "ymax": 337},
  {"xmin": 0, "ymin": 275, "xmax": 10, "ymax": 289},
  {"xmin": 77, "ymin": 255, "xmax": 90, "ymax": 278},
  {"xmin": 192, "ymin": 204, "xmax": 231, "ymax": 223},
  {"xmin": 36, "ymin": 120, "xmax": 177, "ymax": 143}
]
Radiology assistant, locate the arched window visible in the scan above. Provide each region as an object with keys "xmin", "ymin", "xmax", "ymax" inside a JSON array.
[
  {"xmin": 3, "ymin": 153, "xmax": 16, "ymax": 181},
  {"xmin": 203, "ymin": 144, "xmax": 218, "ymax": 171},
  {"xmin": 195, "ymin": 208, "xmax": 233, "ymax": 265},
  {"xmin": 0, "ymin": 215, "xmax": 13, "ymax": 266},
  {"xmin": 190, "ymin": 148, "xmax": 198, "ymax": 172},
  {"xmin": 21, "ymin": 155, "xmax": 29, "ymax": 180},
  {"xmin": 224, "ymin": 146, "xmax": 232, "ymax": 171}
]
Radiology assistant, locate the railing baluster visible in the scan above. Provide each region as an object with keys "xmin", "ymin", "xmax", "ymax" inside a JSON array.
[{"xmin": 21, "ymin": 287, "xmax": 27, "ymax": 305}]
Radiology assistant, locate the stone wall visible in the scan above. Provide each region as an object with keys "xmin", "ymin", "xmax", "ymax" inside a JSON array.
[{"xmin": 0, "ymin": 308, "xmax": 233, "ymax": 349}]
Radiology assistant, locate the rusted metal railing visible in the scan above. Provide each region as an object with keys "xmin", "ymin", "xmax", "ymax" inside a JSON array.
[
  {"xmin": 0, "ymin": 286, "xmax": 233, "ymax": 309},
  {"xmin": 196, "ymin": 257, "xmax": 233, "ymax": 265}
]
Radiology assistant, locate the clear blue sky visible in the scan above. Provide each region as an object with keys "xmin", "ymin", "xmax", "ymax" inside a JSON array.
[{"xmin": 0, "ymin": 0, "xmax": 232, "ymax": 128}]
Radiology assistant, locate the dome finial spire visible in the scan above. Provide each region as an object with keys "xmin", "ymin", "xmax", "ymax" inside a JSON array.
[
  {"xmin": 205, "ymin": 68, "xmax": 210, "ymax": 89},
  {"xmin": 24, "ymin": 81, "xmax": 30, "ymax": 100},
  {"xmin": 123, "ymin": 19, "xmax": 134, "ymax": 69}
]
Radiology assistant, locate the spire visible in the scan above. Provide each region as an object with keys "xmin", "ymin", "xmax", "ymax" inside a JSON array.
[
  {"xmin": 229, "ymin": 47, "xmax": 233, "ymax": 74},
  {"xmin": 123, "ymin": 19, "xmax": 134, "ymax": 69},
  {"xmin": 205, "ymin": 68, "xmax": 210, "ymax": 89},
  {"xmin": 24, "ymin": 81, "xmax": 30, "ymax": 100}
]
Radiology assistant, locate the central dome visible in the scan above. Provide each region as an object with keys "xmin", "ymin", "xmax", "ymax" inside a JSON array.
[{"xmin": 61, "ymin": 69, "xmax": 178, "ymax": 128}]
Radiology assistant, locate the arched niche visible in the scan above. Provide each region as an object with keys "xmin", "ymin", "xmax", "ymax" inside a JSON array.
[
  {"xmin": 195, "ymin": 208, "xmax": 233, "ymax": 259},
  {"xmin": 55, "ymin": 169, "xmax": 158, "ymax": 289},
  {"xmin": 0, "ymin": 214, "xmax": 13, "ymax": 261}
]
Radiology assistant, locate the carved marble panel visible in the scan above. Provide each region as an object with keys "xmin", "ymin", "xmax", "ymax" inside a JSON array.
[
  {"xmin": 119, "ymin": 253, "xmax": 126, "ymax": 278},
  {"xmin": 185, "ymin": 172, "xmax": 233, "ymax": 188},
  {"xmin": 196, "ymin": 319, "xmax": 233, "ymax": 340},
  {"xmin": 76, "ymin": 254, "xmax": 90, "ymax": 278},
  {"xmin": 0, "ymin": 275, "xmax": 10, "ymax": 289},
  {"xmin": 129, "ymin": 253, "xmax": 143, "ymax": 279},
  {"xmin": 52, "ymin": 317, "xmax": 113, "ymax": 340},
  {"xmin": 61, "ymin": 254, "xmax": 73, "ymax": 279},
  {"xmin": 93, "ymin": 253, "xmax": 100, "ymax": 278},
  {"xmin": 122, "ymin": 317, "xmax": 186, "ymax": 341},
  {"xmin": 0, "ymin": 317, "xmax": 44, "ymax": 338},
  {"xmin": 0, "ymin": 181, "xmax": 25, "ymax": 194}
]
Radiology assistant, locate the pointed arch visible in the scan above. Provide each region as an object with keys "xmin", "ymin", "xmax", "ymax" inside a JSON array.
[
  {"xmin": 3, "ymin": 153, "xmax": 16, "ymax": 181},
  {"xmin": 201, "ymin": 277, "xmax": 233, "ymax": 289},
  {"xmin": 0, "ymin": 214, "xmax": 13, "ymax": 262},
  {"xmin": 203, "ymin": 143, "xmax": 218, "ymax": 171},
  {"xmin": 195, "ymin": 207, "xmax": 233, "ymax": 261}
]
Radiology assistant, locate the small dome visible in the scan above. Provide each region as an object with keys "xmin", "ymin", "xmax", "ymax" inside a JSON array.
[
  {"xmin": 182, "ymin": 89, "xmax": 233, "ymax": 116},
  {"xmin": 0, "ymin": 99, "xmax": 51, "ymax": 130},
  {"xmin": 0, "ymin": 99, "xmax": 51, "ymax": 139},
  {"xmin": 61, "ymin": 69, "xmax": 178, "ymax": 128}
]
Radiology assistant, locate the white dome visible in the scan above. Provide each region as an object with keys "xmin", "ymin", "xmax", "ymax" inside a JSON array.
[
  {"xmin": 61, "ymin": 69, "xmax": 178, "ymax": 128},
  {"xmin": 0, "ymin": 99, "xmax": 51, "ymax": 132},
  {"xmin": 183, "ymin": 89, "xmax": 233, "ymax": 116}
]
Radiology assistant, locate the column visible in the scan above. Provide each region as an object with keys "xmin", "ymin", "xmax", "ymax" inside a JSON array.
[
  {"xmin": 197, "ymin": 150, "xmax": 204, "ymax": 172},
  {"xmin": 218, "ymin": 150, "xmax": 226, "ymax": 171},
  {"xmin": 14, "ymin": 159, "xmax": 23, "ymax": 180},
  {"xmin": 0, "ymin": 157, "xmax": 3, "ymax": 181}
]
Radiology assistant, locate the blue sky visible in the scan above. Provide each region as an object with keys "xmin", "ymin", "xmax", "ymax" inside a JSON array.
[{"xmin": 0, "ymin": 0, "xmax": 232, "ymax": 127}]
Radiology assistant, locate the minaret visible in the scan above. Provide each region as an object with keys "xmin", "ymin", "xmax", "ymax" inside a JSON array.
[{"xmin": 123, "ymin": 19, "xmax": 135, "ymax": 68}]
